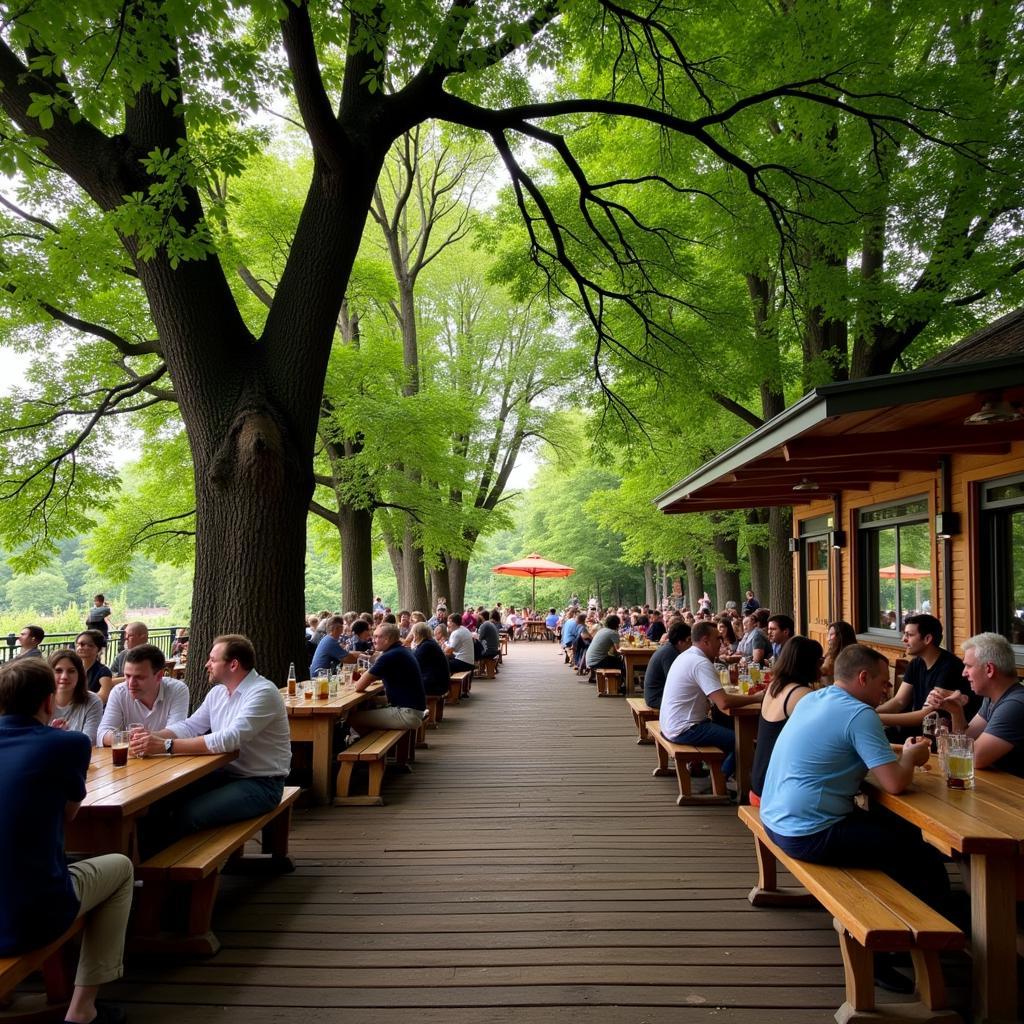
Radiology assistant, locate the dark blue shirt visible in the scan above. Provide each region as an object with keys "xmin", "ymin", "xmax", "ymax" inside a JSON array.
[
  {"xmin": 0, "ymin": 715, "xmax": 89, "ymax": 954},
  {"xmin": 311, "ymin": 634, "xmax": 346, "ymax": 674},
  {"xmin": 371, "ymin": 644, "xmax": 426, "ymax": 711},
  {"xmin": 413, "ymin": 638, "xmax": 451, "ymax": 697}
]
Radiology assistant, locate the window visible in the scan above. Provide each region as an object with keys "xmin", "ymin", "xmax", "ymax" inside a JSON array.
[
  {"xmin": 858, "ymin": 497, "xmax": 932, "ymax": 633},
  {"xmin": 980, "ymin": 473, "xmax": 1024, "ymax": 653}
]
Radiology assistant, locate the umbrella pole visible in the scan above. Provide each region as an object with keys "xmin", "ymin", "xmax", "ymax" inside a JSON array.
[{"xmin": 532, "ymin": 574, "xmax": 536, "ymax": 610}]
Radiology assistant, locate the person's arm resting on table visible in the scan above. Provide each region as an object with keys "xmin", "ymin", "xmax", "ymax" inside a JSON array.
[
  {"xmin": 135, "ymin": 699, "xmax": 213, "ymax": 755},
  {"xmin": 876, "ymin": 681, "xmax": 912, "ymax": 716}
]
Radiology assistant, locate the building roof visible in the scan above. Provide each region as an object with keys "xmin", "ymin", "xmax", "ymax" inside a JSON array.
[
  {"xmin": 656, "ymin": 351, "xmax": 1024, "ymax": 514},
  {"xmin": 924, "ymin": 307, "xmax": 1024, "ymax": 367}
]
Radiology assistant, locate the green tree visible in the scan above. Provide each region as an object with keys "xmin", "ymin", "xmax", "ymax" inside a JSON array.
[
  {"xmin": 0, "ymin": 0, "xmax": 999, "ymax": 691},
  {"xmin": 5, "ymin": 571, "xmax": 70, "ymax": 613}
]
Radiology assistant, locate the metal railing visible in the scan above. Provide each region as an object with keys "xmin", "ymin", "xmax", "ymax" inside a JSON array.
[{"xmin": 0, "ymin": 627, "xmax": 184, "ymax": 665}]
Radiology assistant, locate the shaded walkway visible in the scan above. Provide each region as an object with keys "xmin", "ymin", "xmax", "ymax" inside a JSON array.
[{"xmin": 117, "ymin": 640, "xmax": 851, "ymax": 1022}]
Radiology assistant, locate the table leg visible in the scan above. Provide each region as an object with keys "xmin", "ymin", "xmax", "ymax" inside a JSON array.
[
  {"xmin": 288, "ymin": 716, "xmax": 336, "ymax": 805},
  {"xmin": 969, "ymin": 852, "xmax": 1018, "ymax": 1024},
  {"xmin": 733, "ymin": 715, "xmax": 757, "ymax": 805}
]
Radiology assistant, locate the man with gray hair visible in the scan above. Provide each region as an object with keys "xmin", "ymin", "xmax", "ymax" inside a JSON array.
[
  {"xmin": 927, "ymin": 632, "xmax": 1024, "ymax": 775},
  {"xmin": 110, "ymin": 621, "xmax": 149, "ymax": 675},
  {"xmin": 348, "ymin": 622, "xmax": 426, "ymax": 734}
]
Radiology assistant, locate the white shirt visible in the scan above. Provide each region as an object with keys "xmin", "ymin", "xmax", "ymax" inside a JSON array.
[
  {"xmin": 53, "ymin": 692, "xmax": 103, "ymax": 746},
  {"xmin": 168, "ymin": 669, "xmax": 292, "ymax": 778},
  {"xmin": 448, "ymin": 626, "xmax": 475, "ymax": 665},
  {"xmin": 659, "ymin": 646, "xmax": 722, "ymax": 738},
  {"xmin": 97, "ymin": 677, "xmax": 190, "ymax": 746}
]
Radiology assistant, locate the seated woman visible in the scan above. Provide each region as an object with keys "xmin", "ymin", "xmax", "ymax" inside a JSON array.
[
  {"xmin": 820, "ymin": 620, "xmax": 857, "ymax": 684},
  {"xmin": 716, "ymin": 617, "xmax": 739, "ymax": 663},
  {"xmin": 748, "ymin": 635, "xmax": 823, "ymax": 806},
  {"xmin": 48, "ymin": 649, "xmax": 103, "ymax": 746},
  {"xmin": 410, "ymin": 622, "xmax": 451, "ymax": 697},
  {"xmin": 75, "ymin": 630, "xmax": 112, "ymax": 695}
]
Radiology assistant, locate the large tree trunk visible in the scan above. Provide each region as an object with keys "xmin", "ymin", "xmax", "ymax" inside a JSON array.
[
  {"xmin": 188, "ymin": 403, "xmax": 312, "ymax": 704},
  {"xmin": 401, "ymin": 521, "xmax": 431, "ymax": 613},
  {"xmin": 429, "ymin": 563, "xmax": 450, "ymax": 612},
  {"xmin": 338, "ymin": 504, "xmax": 374, "ymax": 613},
  {"xmin": 713, "ymin": 532, "xmax": 741, "ymax": 612},
  {"xmin": 643, "ymin": 561, "xmax": 657, "ymax": 607},
  {"xmin": 446, "ymin": 556, "xmax": 468, "ymax": 613},
  {"xmin": 768, "ymin": 506, "xmax": 794, "ymax": 615},
  {"xmin": 746, "ymin": 510, "xmax": 770, "ymax": 605},
  {"xmin": 684, "ymin": 560, "xmax": 703, "ymax": 610}
]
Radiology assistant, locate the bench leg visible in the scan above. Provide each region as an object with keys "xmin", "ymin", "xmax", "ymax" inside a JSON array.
[
  {"xmin": 836, "ymin": 920, "xmax": 876, "ymax": 1013},
  {"xmin": 366, "ymin": 760, "xmax": 386, "ymax": 804},
  {"xmin": 40, "ymin": 940, "xmax": 78, "ymax": 1004},
  {"xmin": 909, "ymin": 949, "xmax": 949, "ymax": 1011},
  {"xmin": 335, "ymin": 761, "xmax": 355, "ymax": 798},
  {"xmin": 187, "ymin": 875, "xmax": 221, "ymax": 941},
  {"xmin": 707, "ymin": 758, "xmax": 728, "ymax": 798},
  {"xmin": 672, "ymin": 753, "xmax": 693, "ymax": 803},
  {"xmin": 652, "ymin": 741, "xmax": 673, "ymax": 778},
  {"xmin": 747, "ymin": 838, "xmax": 817, "ymax": 908},
  {"xmin": 260, "ymin": 807, "xmax": 293, "ymax": 861}
]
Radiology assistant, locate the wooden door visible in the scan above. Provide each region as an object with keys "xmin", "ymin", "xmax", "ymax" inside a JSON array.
[{"xmin": 805, "ymin": 570, "xmax": 830, "ymax": 648}]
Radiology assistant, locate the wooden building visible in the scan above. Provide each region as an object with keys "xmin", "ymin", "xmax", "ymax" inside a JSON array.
[{"xmin": 655, "ymin": 309, "xmax": 1024, "ymax": 667}]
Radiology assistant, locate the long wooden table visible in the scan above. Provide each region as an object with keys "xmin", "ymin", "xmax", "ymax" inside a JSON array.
[
  {"xmin": 619, "ymin": 645, "xmax": 654, "ymax": 696},
  {"xmin": 281, "ymin": 681, "xmax": 382, "ymax": 805},
  {"xmin": 526, "ymin": 619, "xmax": 548, "ymax": 640},
  {"xmin": 718, "ymin": 702, "xmax": 761, "ymax": 805},
  {"xmin": 864, "ymin": 757, "xmax": 1024, "ymax": 1024},
  {"xmin": 66, "ymin": 750, "xmax": 238, "ymax": 863}
]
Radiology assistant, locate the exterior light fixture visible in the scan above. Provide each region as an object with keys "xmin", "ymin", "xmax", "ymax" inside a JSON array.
[
  {"xmin": 964, "ymin": 395, "xmax": 1023, "ymax": 425},
  {"xmin": 792, "ymin": 478, "xmax": 819, "ymax": 491}
]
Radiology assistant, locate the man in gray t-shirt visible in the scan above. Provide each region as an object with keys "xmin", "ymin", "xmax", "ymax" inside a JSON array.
[{"xmin": 585, "ymin": 614, "xmax": 623, "ymax": 671}]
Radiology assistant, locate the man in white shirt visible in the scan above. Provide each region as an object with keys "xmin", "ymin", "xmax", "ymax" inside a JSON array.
[
  {"xmin": 97, "ymin": 644, "xmax": 188, "ymax": 747},
  {"xmin": 444, "ymin": 613, "xmax": 476, "ymax": 674},
  {"xmin": 109, "ymin": 621, "xmax": 149, "ymax": 676},
  {"xmin": 131, "ymin": 634, "xmax": 291, "ymax": 843},
  {"xmin": 660, "ymin": 620, "xmax": 761, "ymax": 777}
]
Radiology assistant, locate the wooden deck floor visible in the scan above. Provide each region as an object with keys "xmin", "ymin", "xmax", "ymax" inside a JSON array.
[{"xmin": 114, "ymin": 641, "xmax": 898, "ymax": 1022}]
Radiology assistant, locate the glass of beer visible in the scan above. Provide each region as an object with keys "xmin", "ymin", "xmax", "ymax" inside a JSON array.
[
  {"xmin": 302, "ymin": 679, "xmax": 313, "ymax": 700},
  {"xmin": 945, "ymin": 734, "xmax": 975, "ymax": 790},
  {"xmin": 112, "ymin": 730, "xmax": 130, "ymax": 767}
]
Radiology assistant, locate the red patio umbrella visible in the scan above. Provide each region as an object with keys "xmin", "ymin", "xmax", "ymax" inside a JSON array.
[{"xmin": 492, "ymin": 552, "xmax": 576, "ymax": 609}]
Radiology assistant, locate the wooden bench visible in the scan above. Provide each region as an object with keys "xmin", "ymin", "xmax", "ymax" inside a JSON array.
[
  {"xmin": 647, "ymin": 721, "xmax": 730, "ymax": 804},
  {"xmin": 475, "ymin": 657, "xmax": 497, "ymax": 679},
  {"xmin": 626, "ymin": 697, "xmax": 658, "ymax": 744},
  {"xmin": 448, "ymin": 670, "xmax": 472, "ymax": 705},
  {"xmin": 737, "ymin": 804, "xmax": 964, "ymax": 1024},
  {"xmin": 134, "ymin": 786, "xmax": 300, "ymax": 955},
  {"xmin": 334, "ymin": 729, "xmax": 414, "ymax": 806},
  {"xmin": 499, "ymin": 635, "xmax": 508, "ymax": 656},
  {"xmin": 595, "ymin": 668, "xmax": 622, "ymax": 697},
  {"xmin": 426, "ymin": 692, "xmax": 445, "ymax": 727},
  {"xmin": 0, "ymin": 917, "xmax": 84, "ymax": 1016}
]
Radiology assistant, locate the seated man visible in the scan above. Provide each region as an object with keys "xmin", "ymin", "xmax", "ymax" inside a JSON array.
[
  {"xmin": 877, "ymin": 613, "xmax": 972, "ymax": 737},
  {"xmin": 132, "ymin": 634, "xmax": 292, "ymax": 843},
  {"xmin": 348, "ymin": 623, "xmax": 427, "ymax": 734},
  {"xmin": 15, "ymin": 624, "xmax": 44, "ymax": 658},
  {"xmin": 477, "ymin": 610, "xmax": 501, "ymax": 666},
  {"xmin": 346, "ymin": 619, "xmax": 374, "ymax": 655},
  {"xmin": 646, "ymin": 610, "xmax": 666, "ymax": 644},
  {"xmin": 643, "ymin": 621, "xmax": 691, "ymax": 710},
  {"xmin": 409, "ymin": 622, "xmax": 451, "ymax": 697},
  {"xmin": 97, "ymin": 644, "xmax": 189, "ymax": 747},
  {"xmin": 766, "ymin": 614, "xmax": 794, "ymax": 659},
  {"xmin": 444, "ymin": 613, "xmax": 476, "ymax": 674},
  {"xmin": 927, "ymin": 631, "xmax": 1024, "ymax": 774},
  {"xmin": 310, "ymin": 615, "xmax": 347, "ymax": 674},
  {"xmin": 110, "ymin": 620, "xmax": 149, "ymax": 676},
  {"xmin": 0, "ymin": 658, "xmax": 134, "ymax": 1024},
  {"xmin": 760, "ymin": 644, "xmax": 949, "ymax": 973},
  {"xmin": 544, "ymin": 607, "xmax": 560, "ymax": 640},
  {"xmin": 562, "ymin": 612, "xmax": 584, "ymax": 656},
  {"xmin": 735, "ymin": 614, "xmax": 768, "ymax": 664},
  {"xmin": 585, "ymin": 614, "xmax": 625, "ymax": 675},
  {"xmin": 660, "ymin": 620, "xmax": 761, "ymax": 776}
]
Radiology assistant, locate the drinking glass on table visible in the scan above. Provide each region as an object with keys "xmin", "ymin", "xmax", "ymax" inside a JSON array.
[
  {"xmin": 945, "ymin": 734, "xmax": 975, "ymax": 790},
  {"xmin": 128, "ymin": 722, "xmax": 145, "ymax": 757},
  {"xmin": 111, "ymin": 730, "xmax": 130, "ymax": 767}
]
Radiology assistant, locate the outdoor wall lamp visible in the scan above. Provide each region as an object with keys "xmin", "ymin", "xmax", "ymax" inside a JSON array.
[
  {"xmin": 935, "ymin": 512, "xmax": 960, "ymax": 539},
  {"xmin": 829, "ymin": 530, "xmax": 847, "ymax": 549}
]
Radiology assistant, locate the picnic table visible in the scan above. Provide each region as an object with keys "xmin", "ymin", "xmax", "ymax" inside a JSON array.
[
  {"xmin": 526, "ymin": 619, "xmax": 548, "ymax": 640},
  {"xmin": 66, "ymin": 750, "xmax": 237, "ymax": 863},
  {"xmin": 281, "ymin": 681, "xmax": 383, "ymax": 805},
  {"xmin": 864, "ymin": 756, "xmax": 1024, "ymax": 1024},
  {"xmin": 718, "ymin": 701, "xmax": 761, "ymax": 805},
  {"xmin": 618, "ymin": 645, "xmax": 654, "ymax": 695}
]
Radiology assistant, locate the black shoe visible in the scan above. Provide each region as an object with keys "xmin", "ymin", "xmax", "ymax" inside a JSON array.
[{"xmin": 874, "ymin": 954, "xmax": 914, "ymax": 995}]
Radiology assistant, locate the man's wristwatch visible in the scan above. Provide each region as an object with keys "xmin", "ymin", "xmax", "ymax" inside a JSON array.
[{"xmin": 164, "ymin": 738, "xmax": 174, "ymax": 755}]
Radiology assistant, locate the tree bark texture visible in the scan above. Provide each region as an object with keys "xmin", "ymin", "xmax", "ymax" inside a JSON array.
[
  {"xmin": 338, "ymin": 504, "xmax": 374, "ymax": 614},
  {"xmin": 429, "ymin": 563, "xmax": 450, "ymax": 612},
  {"xmin": 445, "ymin": 555, "xmax": 468, "ymax": 613},
  {"xmin": 768, "ymin": 505, "xmax": 794, "ymax": 615},
  {"xmin": 713, "ymin": 533, "xmax": 741, "ymax": 612},
  {"xmin": 685, "ymin": 560, "xmax": 703, "ymax": 610},
  {"xmin": 644, "ymin": 561, "xmax": 657, "ymax": 607}
]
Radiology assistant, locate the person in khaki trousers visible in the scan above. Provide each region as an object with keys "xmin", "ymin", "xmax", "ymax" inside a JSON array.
[{"xmin": 0, "ymin": 658, "xmax": 133, "ymax": 1024}]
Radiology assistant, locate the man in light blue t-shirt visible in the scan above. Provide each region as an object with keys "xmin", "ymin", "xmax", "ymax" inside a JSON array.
[{"xmin": 760, "ymin": 644, "xmax": 948, "ymax": 921}]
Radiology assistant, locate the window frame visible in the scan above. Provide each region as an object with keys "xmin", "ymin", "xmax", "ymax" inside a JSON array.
[
  {"xmin": 978, "ymin": 471, "xmax": 1024, "ymax": 661},
  {"xmin": 856, "ymin": 495, "xmax": 931, "ymax": 640}
]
